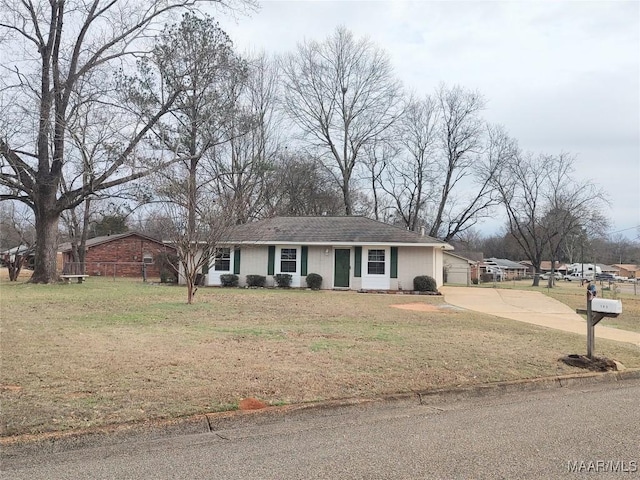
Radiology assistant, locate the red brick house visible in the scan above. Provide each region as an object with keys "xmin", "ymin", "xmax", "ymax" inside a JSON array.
[{"xmin": 58, "ymin": 232, "xmax": 176, "ymax": 279}]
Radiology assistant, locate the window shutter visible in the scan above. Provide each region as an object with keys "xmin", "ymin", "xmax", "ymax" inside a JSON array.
[
  {"xmin": 267, "ymin": 246, "xmax": 275, "ymax": 275},
  {"xmin": 202, "ymin": 248, "xmax": 209, "ymax": 274},
  {"xmin": 354, "ymin": 247, "xmax": 362, "ymax": 277},
  {"xmin": 233, "ymin": 248, "xmax": 241, "ymax": 275},
  {"xmin": 301, "ymin": 246, "xmax": 308, "ymax": 276},
  {"xmin": 390, "ymin": 247, "xmax": 398, "ymax": 279}
]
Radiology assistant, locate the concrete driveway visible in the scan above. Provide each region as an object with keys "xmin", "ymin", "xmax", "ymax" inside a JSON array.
[{"xmin": 440, "ymin": 286, "xmax": 640, "ymax": 347}]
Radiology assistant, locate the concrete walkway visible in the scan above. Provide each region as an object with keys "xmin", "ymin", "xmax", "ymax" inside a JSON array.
[{"xmin": 440, "ymin": 286, "xmax": 640, "ymax": 347}]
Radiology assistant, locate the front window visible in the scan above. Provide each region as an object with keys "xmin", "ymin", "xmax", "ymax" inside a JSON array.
[
  {"xmin": 280, "ymin": 248, "xmax": 297, "ymax": 273},
  {"xmin": 214, "ymin": 248, "xmax": 231, "ymax": 271},
  {"xmin": 368, "ymin": 249, "xmax": 385, "ymax": 275}
]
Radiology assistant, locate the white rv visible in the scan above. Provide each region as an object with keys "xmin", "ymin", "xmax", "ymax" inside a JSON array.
[{"xmin": 564, "ymin": 263, "xmax": 601, "ymax": 281}]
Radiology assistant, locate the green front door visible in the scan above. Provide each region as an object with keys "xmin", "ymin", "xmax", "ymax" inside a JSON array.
[{"xmin": 334, "ymin": 249, "xmax": 350, "ymax": 288}]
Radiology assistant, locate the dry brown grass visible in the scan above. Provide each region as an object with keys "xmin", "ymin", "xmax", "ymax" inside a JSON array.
[{"xmin": 2, "ymin": 276, "xmax": 640, "ymax": 437}]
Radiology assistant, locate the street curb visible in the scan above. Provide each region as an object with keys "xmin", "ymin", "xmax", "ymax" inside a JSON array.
[{"xmin": 2, "ymin": 369, "xmax": 639, "ymax": 458}]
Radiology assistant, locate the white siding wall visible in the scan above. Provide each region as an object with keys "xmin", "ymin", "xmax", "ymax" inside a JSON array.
[
  {"xmin": 196, "ymin": 244, "xmax": 446, "ymax": 290},
  {"xmin": 306, "ymin": 246, "xmax": 334, "ymax": 290},
  {"xmin": 237, "ymin": 246, "xmax": 271, "ymax": 286},
  {"xmin": 178, "ymin": 250, "xmax": 206, "ymax": 285},
  {"xmin": 397, "ymin": 246, "xmax": 444, "ymax": 289},
  {"xmin": 433, "ymin": 248, "xmax": 444, "ymax": 287}
]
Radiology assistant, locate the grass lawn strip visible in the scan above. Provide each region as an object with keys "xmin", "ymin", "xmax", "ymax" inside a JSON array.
[{"xmin": 2, "ymin": 275, "xmax": 639, "ymax": 437}]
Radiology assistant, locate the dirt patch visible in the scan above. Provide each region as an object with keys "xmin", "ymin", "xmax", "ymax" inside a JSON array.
[
  {"xmin": 239, "ymin": 398, "xmax": 267, "ymax": 410},
  {"xmin": 0, "ymin": 385, "xmax": 22, "ymax": 393},
  {"xmin": 391, "ymin": 303, "xmax": 442, "ymax": 312}
]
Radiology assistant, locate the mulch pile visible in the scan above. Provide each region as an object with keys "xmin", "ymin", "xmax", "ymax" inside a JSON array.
[{"xmin": 560, "ymin": 354, "xmax": 619, "ymax": 372}]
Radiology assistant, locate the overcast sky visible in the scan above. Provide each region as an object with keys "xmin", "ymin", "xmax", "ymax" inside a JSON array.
[{"xmin": 221, "ymin": 0, "xmax": 640, "ymax": 239}]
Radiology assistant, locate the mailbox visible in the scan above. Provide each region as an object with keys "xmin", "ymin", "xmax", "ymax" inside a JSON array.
[{"xmin": 591, "ymin": 299, "xmax": 622, "ymax": 314}]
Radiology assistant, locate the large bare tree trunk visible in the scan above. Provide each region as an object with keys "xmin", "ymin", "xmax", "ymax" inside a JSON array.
[{"xmin": 32, "ymin": 210, "xmax": 61, "ymax": 283}]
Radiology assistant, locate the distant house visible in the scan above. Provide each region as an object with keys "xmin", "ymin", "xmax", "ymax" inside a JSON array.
[
  {"xmin": 197, "ymin": 216, "xmax": 453, "ymax": 291},
  {"xmin": 0, "ymin": 245, "xmax": 34, "ymax": 269},
  {"xmin": 58, "ymin": 232, "xmax": 176, "ymax": 279},
  {"xmin": 518, "ymin": 260, "xmax": 569, "ymax": 275},
  {"xmin": 613, "ymin": 264, "xmax": 639, "ymax": 279},
  {"xmin": 483, "ymin": 258, "xmax": 528, "ymax": 280},
  {"xmin": 598, "ymin": 264, "xmax": 618, "ymax": 274}
]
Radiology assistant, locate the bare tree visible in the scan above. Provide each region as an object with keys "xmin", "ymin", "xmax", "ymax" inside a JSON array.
[
  {"xmin": 264, "ymin": 151, "xmax": 344, "ymax": 217},
  {"xmin": 134, "ymin": 13, "xmax": 248, "ymax": 303},
  {"xmin": 382, "ymin": 94, "xmax": 438, "ymax": 231},
  {"xmin": 360, "ymin": 139, "xmax": 396, "ymax": 222},
  {"xmin": 439, "ymin": 123, "xmax": 518, "ymax": 241},
  {"xmin": 211, "ymin": 53, "xmax": 282, "ymax": 224},
  {"xmin": 0, "ymin": 201, "xmax": 33, "ymax": 250},
  {"xmin": 494, "ymin": 151, "xmax": 608, "ymax": 286},
  {"xmin": 0, "ymin": 201, "xmax": 35, "ymax": 280},
  {"xmin": 426, "ymin": 85, "xmax": 512, "ymax": 240},
  {"xmin": 156, "ymin": 194, "xmax": 232, "ymax": 303},
  {"xmin": 279, "ymin": 27, "xmax": 403, "ymax": 215},
  {"xmin": 0, "ymin": 0, "xmax": 254, "ymax": 283},
  {"xmin": 541, "ymin": 153, "xmax": 609, "ymax": 286}
]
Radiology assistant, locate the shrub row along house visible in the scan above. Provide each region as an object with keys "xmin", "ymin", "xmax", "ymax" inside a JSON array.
[{"xmin": 201, "ymin": 216, "xmax": 453, "ymax": 291}]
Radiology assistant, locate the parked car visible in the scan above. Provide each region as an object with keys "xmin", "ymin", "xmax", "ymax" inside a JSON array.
[
  {"xmin": 564, "ymin": 273, "xmax": 591, "ymax": 282},
  {"xmin": 544, "ymin": 272, "xmax": 564, "ymax": 280},
  {"xmin": 595, "ymin": 273, "xmax": 615, "ymax": 281}
]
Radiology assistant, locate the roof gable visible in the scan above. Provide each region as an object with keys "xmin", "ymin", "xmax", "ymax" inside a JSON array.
[
  {"xmin": 486, "ymin": 257, "xmax": 528, "ymax": 269},
  {"xmin": 223, "ymin": 216, "xmax": 452, "ymax": 247},
  {"xmin": 58, "ymin": 232, "xmax": 168, "ymax": 252}
]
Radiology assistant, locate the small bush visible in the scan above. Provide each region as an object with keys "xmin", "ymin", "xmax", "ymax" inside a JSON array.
[
  {"xmin": 274, "ymin": 273, "xmax": 292, "ymax": 288},
  {"xmin": 246, "ymin": 274, "xmax": 266, "ymax": 287},
  {"xmin": 414, "ymin": 275, "xmax": 438, "ymax": 292},
  {"xmin": 219, "ymin": 274, "xmax": 239, "ymax": 287},
  {"xmin": 305, "ymin": 273, "xmax": 323, "ymax": 290}
]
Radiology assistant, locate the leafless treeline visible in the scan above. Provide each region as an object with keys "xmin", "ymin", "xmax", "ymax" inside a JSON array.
[{"xmin": 0, "ymin": 3, "xmax": 611, "ymax": 284}]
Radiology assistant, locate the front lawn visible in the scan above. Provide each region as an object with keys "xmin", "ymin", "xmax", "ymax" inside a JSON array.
[{"xmin": 2, "ymin": 276, "xmax": 639, "ymax": 437}]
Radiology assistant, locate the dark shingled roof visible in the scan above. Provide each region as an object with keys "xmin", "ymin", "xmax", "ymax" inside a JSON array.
[
  {"xmin": 58, "ymin": 232, "xmax": 168, "ymax": 253},
  {"xmin": 223, "ymin": 216, "xmax": 451, "ymax": 246}
]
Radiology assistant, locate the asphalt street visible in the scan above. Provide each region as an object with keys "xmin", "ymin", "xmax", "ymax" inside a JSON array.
[{"xmin": 2, "ymin": 379, "xmax": 639, "ymax": 479}]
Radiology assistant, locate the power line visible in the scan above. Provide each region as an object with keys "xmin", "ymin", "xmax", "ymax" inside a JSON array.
[{"xmin": 608, "ymin": 225, "xmax": 640, "ymax": 235}]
